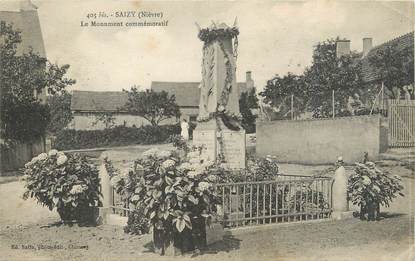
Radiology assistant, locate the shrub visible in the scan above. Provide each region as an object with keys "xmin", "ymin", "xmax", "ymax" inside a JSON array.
[
  {"xmin": 54, "ymin": 124, "xmax": 180, "ymax": 150},
  {"xmin": 22, "ymin": 150, "xmax": 101, "ymax": 224},
  {"xmin": 115, "ymin": 149, "xmax": 223, "ymax": 253},
  {"xmin": 348, "ymin": 162, "xmax": 404, "ymax": 221}
]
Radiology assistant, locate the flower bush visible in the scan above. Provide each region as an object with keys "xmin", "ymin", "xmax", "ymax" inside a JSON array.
[
  {"xmin": 54, "ymin": 124, "xmax": 181, "ymax": 150},
  {"xmin": 22, "ymin": 150, "xmax": 101, "ymax": 224},
  {"xmin": 123, "ymin": 147, "xmax": 220, "ymax": 254},
  {"xmin": 348, "ymin": 162, "xmax": 404, "ymax": 221}
]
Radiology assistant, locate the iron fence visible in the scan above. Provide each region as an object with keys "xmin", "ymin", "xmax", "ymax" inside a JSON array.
[
  {"xmin": 216, "ymin": 175, "xmax": 333, "ymax": 228},
  {"xmin": 109, "ymin": 174, "xmax": 333, "ymax": 228},
  {"xmin": 111, "ymin": 188, "xmax": 130, "ymax": 217}
]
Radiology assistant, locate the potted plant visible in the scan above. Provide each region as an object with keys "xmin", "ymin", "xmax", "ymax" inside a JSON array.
[
  {"xmin": 22, "ymin": 150, "xmax": 101, "ymax": 224},
  {"xmin": 347, "ymin": 162, "xmax": 404, "ymax": 221},
  {"xmin": 128, "ymin": 147, "xmax": 222, "ymax": 255}
]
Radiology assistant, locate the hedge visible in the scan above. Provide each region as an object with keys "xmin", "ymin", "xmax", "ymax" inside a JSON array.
[{"xmin": 54, "ymin": 125, "xmax": 181, "ymax": 150}]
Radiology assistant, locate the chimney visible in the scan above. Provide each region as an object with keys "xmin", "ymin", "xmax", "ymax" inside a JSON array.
[
  {"xmin": 362, "ymin": 37, "xmax": 373, "ymax": 57},
  {"xmin": 336, "ymin": 39, "xmax": 351, "ymax": 58},
  {"xmin": 245, "ymin": 71, "xmax": 254, "ymax": 91},
  {"xmin": 246, "ymin": 71, "xmax": 252, "ymax": 82}
]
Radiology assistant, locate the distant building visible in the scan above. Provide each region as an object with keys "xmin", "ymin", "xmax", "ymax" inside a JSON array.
[
  {"xmin": 335, "ymin": 32, "xmax": 414, "ymax": 101},
  {"xmin": 0, "ymin": 0, "xmax": 47, "ymax": 102},
  {"xmin": 151, "ymin": 71, "xmax": 255, "ymax": 121},
  {"xmin": 69, "ymin": 91, "xmax": 154, "ymax": 130},
  {"xmin": 69, "ymin": 71, "xmax": 255, "ymax": 130}
]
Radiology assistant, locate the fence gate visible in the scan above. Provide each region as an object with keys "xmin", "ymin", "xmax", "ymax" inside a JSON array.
[{"xmin": 388, "ymin": 99, "xmax": 415, "ymax": 147}]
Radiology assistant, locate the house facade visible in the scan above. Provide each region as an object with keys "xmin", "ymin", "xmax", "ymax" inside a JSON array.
[
  {"xmin": 151, "ymin": 71, "xmax": 255, "ymax": 122},
  {"xmin": 0, "ymin": 0, "xmax": 47, "ymax": 103},
  {"xmin": 69, "ymin": 91, "xmax": 160, "ymax": 130},
  {"xmin": 336, "ymin": 32, "xmax": 414, "ymax": 109},
  {"xmin": 70, "ymin": 71, "xmax": 255, "ymax": 130}
]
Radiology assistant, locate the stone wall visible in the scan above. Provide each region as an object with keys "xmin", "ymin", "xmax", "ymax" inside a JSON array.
[{"xmin": 256, "ymin": 115, "xmax": 383, "ymax": 164}]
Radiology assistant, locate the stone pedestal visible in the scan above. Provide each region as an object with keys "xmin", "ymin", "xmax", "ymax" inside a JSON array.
[
  {"xmin": 332, "ymin": 166, "xmax": 353, "ymax": 220},
  {"xmin": 193, "ymin": 120, "xmax": 246, "ymax": 169}
]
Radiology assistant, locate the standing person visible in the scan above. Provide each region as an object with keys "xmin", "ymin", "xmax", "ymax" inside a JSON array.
[{"xmin": 180, "ymin": 119, "xmax": 189, "ymax": 141}]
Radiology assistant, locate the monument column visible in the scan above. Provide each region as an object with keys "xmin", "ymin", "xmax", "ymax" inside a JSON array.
[{"xmin": 193, "ymin": 21, "xmax": 246, "ymax": 169}]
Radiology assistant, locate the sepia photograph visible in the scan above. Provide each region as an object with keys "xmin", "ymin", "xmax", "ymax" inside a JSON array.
[{"xmin": 0, "ymin": 0, "xmax": 414, "ymax": 260}]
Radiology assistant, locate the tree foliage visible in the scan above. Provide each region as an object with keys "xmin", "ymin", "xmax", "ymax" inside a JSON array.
[
  {"xmin": 259, "ymin": 73, "xmax": 306, "ymax": 119},
  {"xmin": 123, "ymin": 88, "xmax": 181, "ymax": 126},
  {"xmin": 92, "ymin": 111, "xmax": 116, "ymax": 129},
  {"xmin": 260, "ymin": 37, "xmax": 363, "ymax": 119},
  {"xmin": 304, "ymin": 38, "xmax": 363, "ymax": 118},
  {"xmin": 239, "ymin": 88, "xmax": 259, "ymax": 133},
  {"xmin": 1, "ymin": 22, "xmax": 75, "ymax": 143},
  {"xmin": 368, "ymin": 42, "xmax": 414, "ymax": 99},
  {"xmin": 47, "ymin": 91, "xmax": 73, "ymax": 134}
]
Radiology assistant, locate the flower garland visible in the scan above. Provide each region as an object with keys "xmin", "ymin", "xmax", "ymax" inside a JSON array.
[{"xmin": 198, "ymin": 27, "xmax": 239, "ymax": 45}]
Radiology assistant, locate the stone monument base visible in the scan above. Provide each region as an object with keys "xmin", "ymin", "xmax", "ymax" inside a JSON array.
[{"xmin": 192, "ymin": 119, "xmax": 246, "ymax": 169}]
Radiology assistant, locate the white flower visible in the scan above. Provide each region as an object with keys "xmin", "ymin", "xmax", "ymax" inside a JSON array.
[
  {"xmin": 187, "ymin": 151, "xmax": 200, "ymax": 159},
  {"xmin": 48, "ymin": 149, "xmax": 58, "ymax": 157},
  {"xmin": 201, "ymin": 160, "xmax": 214, "ymax": 168},
  {"xmin": 362, "ymin": 176, "xmax": 371, "ymax": 185},
  {"xmin": 24, "ymin": 162, "xmax": 32, "ymax": 168},
  {"xmin": 142, "ymin": 148, "xmax": 160, "ymax": 158},
  {"xmin": 110, "ymin": 175, "xmax": 122, "ymax": 187},
  {"xmin": 120, "ymin": 167, "xmax": 133, "ymax": 177},
  {"xmin": 162, "ymin": 159, "xmax": 175, "ymax": 169},
  {"xmin": 189, "ymin": 157, "xmax": 201, "ymax": 164},
  {"xmin": 37, "ymin": 153, "xmax": 48, "ymax": 161},
  {"xmin": 158, "ymin": 150, "xmax": 172, "ymax": 159},
  {"xmin": 188, "ymin": 171, "xmax": 200, "ymax": 178},
  {"xmin": 69, "ymin": 184, "xmax": 85, "ymax": 195},
  {"xmin": 30, "ymin": 156, "xmax": 38, "ymax": 164},
  {"xmin": 207, "ymin": 175, "xmax": 218, "ymax": 182},
  {"xmin": 56, "ymin": 155, "xmax": 68, "ymax": 166},
  {"xmin": 57, "ymin": 151, "xmax": 65, "ymax": 157},
  {"xmin": 198, "ymin": 181, "xmax": 211, "ymax": 191},
  {"xmin": 178, "ymin": 162, "xmax": 192, "ymax": 171},
  {"xmin": 365, "ymin": 162, "xmax": 376, "ymax": 168}
]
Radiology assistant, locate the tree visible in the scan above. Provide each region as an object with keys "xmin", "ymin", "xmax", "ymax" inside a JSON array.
[
  {"xmin": 47, "ymin": 91, "xmax": 73, "ymax": 134},
  {"xmin": 239, "ymin": 88, "xmax": 259, "ymax": 133},
  {"xmin": 304, "ymin": 38, "xmax": 363, "ymax": 118},
  {"xmin": 368, "ymin": 42, "xmax": 414, "ymax": 99},
  {"xmin": 1, "ymin": 22, "xmax": 75, "ymax": 143},
  {"xmin": 259, "ymin": 73, "xmax": 306, "ymax": 120},
  {"xmin": 123, "ymin": 88, "xmax": 181, "ymax": 126},
  {"xmin": 92, "ymin": 111, "xmax": 116, "ymax": 129}
]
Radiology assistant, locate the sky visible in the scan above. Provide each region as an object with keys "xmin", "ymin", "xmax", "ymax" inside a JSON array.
[{"xmin": 22, "ymin": 0, "xmax": 415, "ymax": 92}]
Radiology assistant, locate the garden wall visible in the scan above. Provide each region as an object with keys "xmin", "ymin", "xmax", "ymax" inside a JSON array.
[
  {"xmin": 256, "ymin": 115, "xmax": 383, "ymax": 164},
  {"xmin": 1, "ymin": 137, "xmax": 45, "ymax": 173}
]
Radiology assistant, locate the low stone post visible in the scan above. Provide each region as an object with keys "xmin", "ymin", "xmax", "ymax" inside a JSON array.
[
  {"xmin": 331, "ymin": 157, "xmax": 353, "ymax": 220},
  {"xmin": 98, "ymin": 159, "xmax": 113, "ymax": 224}
]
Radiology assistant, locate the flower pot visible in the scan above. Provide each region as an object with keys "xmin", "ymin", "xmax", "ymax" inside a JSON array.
[
  {"xmin": 153, "ymin": 227, "xmax": 178, "ymax": 256},
  {"xmin": 360, "ymin": 202, "xmax": 380, "ymax": 221},
  {"xmin": 57, "ymin": 206, "xmax": 76, "ymax": 224}
]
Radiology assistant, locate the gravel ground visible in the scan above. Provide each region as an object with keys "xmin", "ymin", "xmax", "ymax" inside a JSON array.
[
  {"xmin": 1, "ymin": 159, "xmax": 413, "ymax": 261},
  {"xmin": 1, "ymin": 215, "xmax": 413, "ymax": 261}
]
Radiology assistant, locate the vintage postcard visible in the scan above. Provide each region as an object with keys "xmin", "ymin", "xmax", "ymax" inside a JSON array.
[{"xmin": 1, "ymin": 0, "xmax": 414, "ymax": 260}]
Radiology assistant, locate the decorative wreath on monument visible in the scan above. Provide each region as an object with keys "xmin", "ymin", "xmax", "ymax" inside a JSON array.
[{"xmin": 198, "ymin": 27, "xmax": 239, "ymax": 44}]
